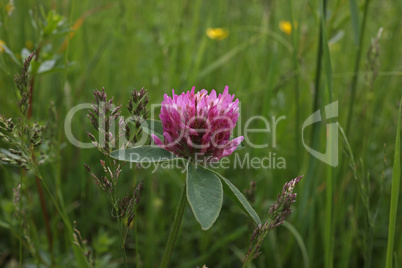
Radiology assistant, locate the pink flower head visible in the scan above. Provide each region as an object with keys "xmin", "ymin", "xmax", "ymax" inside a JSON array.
[{"xmin": 152, "ymin": 86, "xmax": 244, "ymax": 162}]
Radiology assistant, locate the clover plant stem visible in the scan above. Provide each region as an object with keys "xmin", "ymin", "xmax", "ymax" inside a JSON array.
[{"xmin": 160, "ymin": 182, "xmax": 187, "ymax": 268}]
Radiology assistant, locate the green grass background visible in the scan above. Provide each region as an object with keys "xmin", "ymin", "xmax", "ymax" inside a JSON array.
[{"xmin": 0, "ymin": 0, "xmax": 401, "ymax": 267}]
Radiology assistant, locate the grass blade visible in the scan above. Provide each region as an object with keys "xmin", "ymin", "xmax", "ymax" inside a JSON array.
[
  {"xmin": 385, "ymin": 99, "xmax": 401, "ymax": 268},
  {"xmin": 283, "ymin": 222, "xmax": 310, "ymax": 268},
  {"xmin": 320, "ymin": 1, "xmax": 334, "ymax": 267},
  {"xmin": 346, "ymin": 0, "xmax": 372, "ymax": 133},
  {"xmin": 348, "ymin": 0, "xmax": 360, "ymax": 46}
]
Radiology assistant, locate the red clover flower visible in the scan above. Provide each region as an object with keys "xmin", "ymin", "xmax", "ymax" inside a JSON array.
[{"xmin": 152, "ymin": 86, "xmax": 243, "ymax": 162}]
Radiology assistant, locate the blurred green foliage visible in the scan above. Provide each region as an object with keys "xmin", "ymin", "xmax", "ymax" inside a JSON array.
[{"xmin": 0, "ymin": 0, "xmax": 401, "ymax": 267}]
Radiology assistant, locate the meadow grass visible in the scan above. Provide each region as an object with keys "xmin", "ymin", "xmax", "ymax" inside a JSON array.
[{"xmin": 0, "ymin": 0, "xmax": 401, "ymax": 267}]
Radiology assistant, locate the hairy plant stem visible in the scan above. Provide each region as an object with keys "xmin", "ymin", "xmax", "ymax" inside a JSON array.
[
  {"xmin": 18, "ymin": 115, "xmax": 28, "ymax": 268},
  {"xmin": 25, "ymin": 46, "xmax": 54, "ymax": 262},
  {"xmin": 160, "ymin": 183, "xmax": 187, "ymax": 268}
]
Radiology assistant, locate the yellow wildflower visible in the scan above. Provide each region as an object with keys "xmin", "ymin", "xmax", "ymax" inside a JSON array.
[
  {"xmin": 0, "ymin": 40, "xmax": 5, "ymax": 53},
  {"xmin": 279, "ymin": 20, "xmax": 293, "ymax": 35},
  {"xmin": 5, "ymin": 1, "xmax": 15, "ymax": 16},
  {"xmin": 206, "ymin": 28, "xmax": 229, "ymax": 40}
]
